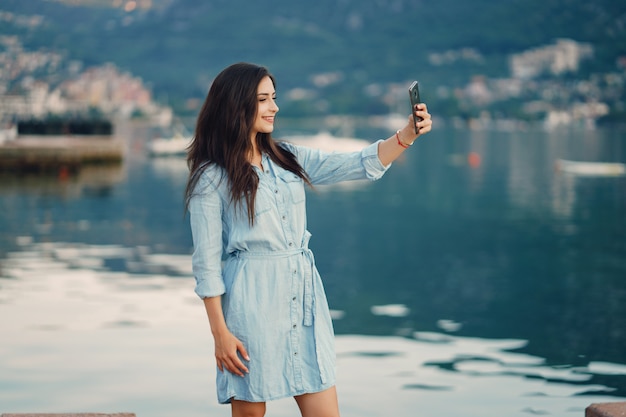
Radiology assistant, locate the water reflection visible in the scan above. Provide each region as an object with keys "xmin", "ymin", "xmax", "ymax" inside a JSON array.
[
  {"xmin": 150, "ymin": 156, "xmax": 189, "ymax": 183},
  {"xmin": 0, "ymin": 240, "xmax": 623, "ymax": 417},
  {"xmin": 0, "ymin": 163, "xmax": 125, "ymax": 198}
]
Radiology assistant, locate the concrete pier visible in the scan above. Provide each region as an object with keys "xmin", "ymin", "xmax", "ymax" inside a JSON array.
[
  {"xmin": 0, "ymin": 136, "xmax": 123, "ymax": 173},
  {"xmin": 586, "ymin": 402, "xmax": 626, "ymax": 417},
  {"xmin": 1, "ymin": 414, "xmax": 135, "ymax": 417},
  {"xmin": 0, "ymin": 413, "xmax": 135, "ymax": 417}
]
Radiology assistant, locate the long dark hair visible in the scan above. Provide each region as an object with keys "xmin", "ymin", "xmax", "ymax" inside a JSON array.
[{"xmin": 185, "ymin": 62, "xmax": 311, "ymax": 224}]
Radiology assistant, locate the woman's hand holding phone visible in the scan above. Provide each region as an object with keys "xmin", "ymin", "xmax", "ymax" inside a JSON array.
[
  {"xmin": 409, "ymin": 81, "xmax": 423, "ymax": 135},
  {"xmin": 405, "ymin": 80, "xmax": 432, "ymax": 139}
]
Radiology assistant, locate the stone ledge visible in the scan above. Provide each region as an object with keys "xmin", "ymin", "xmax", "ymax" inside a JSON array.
[
  {"xmin": 1, "ymin": 414, "xmax": 135, "ymax": 417},
  {"xmin": 586, "ymin": 402, "xmax": 626, "ymax": 417}
]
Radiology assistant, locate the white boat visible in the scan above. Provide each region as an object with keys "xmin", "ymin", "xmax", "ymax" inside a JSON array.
[
  {"xmin": 0, "ymin": 124, "xmax": 17, "ymax": 144},
  {"xmin": 555, "ymin": 159, "xmax": 626, "ymax": 176},
  {"xmin": 283, "ymin": 131, "xmax": 371, "ymax": 153},
  {"xmin": 148, "ymin": 133, "xmax": 191, "ymax": 157}
]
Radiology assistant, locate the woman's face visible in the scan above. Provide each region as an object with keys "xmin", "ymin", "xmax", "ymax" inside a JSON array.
[{"xmin": 251, "ymin": 76, "xmax": 279, "ymax": 139}]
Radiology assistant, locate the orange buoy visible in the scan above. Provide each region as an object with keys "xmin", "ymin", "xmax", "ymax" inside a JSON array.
[{"xmin": 468, "ymin": 152, "xmax": 481, "ymax": 168}]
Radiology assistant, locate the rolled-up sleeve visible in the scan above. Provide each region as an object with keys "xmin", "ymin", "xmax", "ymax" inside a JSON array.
[
  {"xmin": 189, "ymin": 173, "xmax": 225, "ymax": 299},
  {"xmin": 360, "ymin": 140, "xmax": 389, "ymax": 180},
  {"xmin": 281, "ymin": 140, "xmax": 390, "ymax": 185}
]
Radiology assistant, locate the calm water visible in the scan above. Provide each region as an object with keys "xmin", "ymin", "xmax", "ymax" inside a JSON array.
[{"xmin": 0, "ymin": 121, "xmax": 625, "ymax": 416}]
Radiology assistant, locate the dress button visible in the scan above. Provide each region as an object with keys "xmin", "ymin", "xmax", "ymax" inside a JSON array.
[
  {"xmin": 292, "ymin": 296, "xmax": 296, "ymax": 301},
  {"xmin": 288, "ymin": 242, "xmax": 293, "ymax": 247},
  {"xmin": 282, "ymin": 215, "xmax": 286, "ymax": 220},
  {"xmin": 274, "ymin": 189, "xmax": 278, "ymax": 193},
  {"xmin": 293, "ymin": 324, "xmax": 297, "ymax": 329}
]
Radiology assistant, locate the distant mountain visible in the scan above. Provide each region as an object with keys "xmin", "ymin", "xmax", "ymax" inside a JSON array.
[{"xmin": 1, "ymin": 0, "xmax": 625, "ymax": 117}]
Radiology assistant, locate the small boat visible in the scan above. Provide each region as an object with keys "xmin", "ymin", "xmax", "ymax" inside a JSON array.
[
  {"xmin": 283, "ymin": 131, "xmax": 371, "ymax": 153},
  {"xmin": 555, "ymin": 159, "xmax": 626, "ymax": 176},
  {"xmin": 0, "ymin": 124, "xmax": 17, "ymax": 144},
  {"xmin": 148, "ymin": 132, "xmax": 191, "ymax": 157}
]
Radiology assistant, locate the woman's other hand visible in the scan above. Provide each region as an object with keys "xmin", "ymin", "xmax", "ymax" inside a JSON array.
[{"xmin": 213, "ymin": 329, "xmax": 250, "ymax": 377}]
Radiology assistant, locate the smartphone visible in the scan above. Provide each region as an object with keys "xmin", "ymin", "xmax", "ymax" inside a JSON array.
[{"xmin": 408, "ymin": 81, "xmax": 422, "ymax": 134}]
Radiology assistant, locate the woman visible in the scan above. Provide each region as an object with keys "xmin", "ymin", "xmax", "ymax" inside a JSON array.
[{"xmin": 185, "ymin": 62, "xmax": 432, "ymax": 417}]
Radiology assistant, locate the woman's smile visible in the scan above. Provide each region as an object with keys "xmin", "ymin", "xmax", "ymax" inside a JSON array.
[{"xmin": 251, "ymin": 76, "xmax": 279, "ymax": 137}]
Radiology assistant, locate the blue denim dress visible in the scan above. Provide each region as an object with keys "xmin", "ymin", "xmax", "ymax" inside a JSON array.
[{"xmin": 188, "ymin": 140, "xmax": 389, "ymax": 403}]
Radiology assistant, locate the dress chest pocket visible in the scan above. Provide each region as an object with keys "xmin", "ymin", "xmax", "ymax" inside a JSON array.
[
  {"xmin": 279, "ymin": 172, "xmax": 306, "ymax": 204},
  {"xmin": 253, "ymin": 185, "xmax": 272, "ymax": 216}
]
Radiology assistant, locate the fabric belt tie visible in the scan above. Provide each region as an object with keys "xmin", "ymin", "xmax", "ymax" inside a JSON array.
[{"xmin": 232, "ymin": 231, "xmax": 315, "ymax": 327}]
